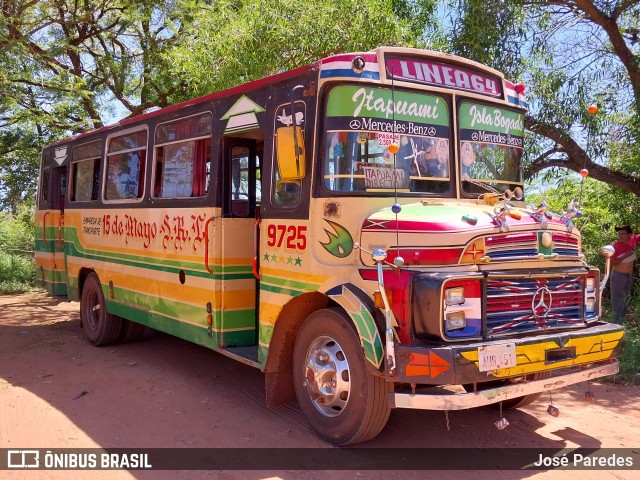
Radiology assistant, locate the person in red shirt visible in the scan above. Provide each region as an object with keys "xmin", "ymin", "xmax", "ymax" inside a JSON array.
[{"xmin": 610, "ymin": 225, "xmax": 640, "ymax": 323}]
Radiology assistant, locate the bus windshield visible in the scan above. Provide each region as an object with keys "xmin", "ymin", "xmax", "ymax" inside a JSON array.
[
  {"xmin": 458, "ymin": 101, "xmax": 525, "ymax": 196},
  {"xmin": 321, "ymin": 85, "xmax": 451, "ymax": 195}
]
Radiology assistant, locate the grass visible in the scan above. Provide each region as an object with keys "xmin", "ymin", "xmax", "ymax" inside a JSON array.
[
  {"xmin": 0, "ymin": 251, "xmax": 37, "ymax": 294},
  {"xmin": 617, "ymin": 325, "xmax": 640, "ymax": 384},
  {"xmin": 601, "ymin": 291, "xmax": 640, "ymax": 385}
]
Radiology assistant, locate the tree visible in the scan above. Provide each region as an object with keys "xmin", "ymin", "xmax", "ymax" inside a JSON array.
[
  {"xmin": 166, "ymin": 0, "xmax": 436, "ymax": 100},
  {"xmin": 445, "ymin": 0, "xmax": 640, "ymax": 195},
  {"xmin": 0, "ymin": 127, "xmax": 40, "ymax": 211},
  {"xmin": 0, "ymin": 0, "xmax": 436, "ymax": 211},
  {"xmin": 0, "ymin": 0, "xmax": 198, "ymax": 211}
]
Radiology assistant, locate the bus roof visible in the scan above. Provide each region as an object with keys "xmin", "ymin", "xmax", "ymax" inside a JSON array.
[
  {"xmin": 45, "ymin": 61, "xmax": 318, "ymax": 149},
  {"xmin": 45, "ymin": 47, "xmax": 526, "ymax": 150}
]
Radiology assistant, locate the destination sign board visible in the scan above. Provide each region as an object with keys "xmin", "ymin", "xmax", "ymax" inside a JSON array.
[{"xmin": 386, "ymin": 57, "xmax": 502, "ymax": 98}]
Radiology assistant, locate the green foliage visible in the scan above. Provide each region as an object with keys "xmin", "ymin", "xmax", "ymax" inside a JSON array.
[
  {"xmin": 0, "ymin": 0, "xmax": 437, "ymax": 207},
  {"xmin": 0, "ymin": 203, "xmax": 36, "ymax": 293},
  {"xmin": 0, "ymin": 128, "xmax": 45, "ymax": 212},
  {"xmin": 444, "ymin": 0, "xmax": 640, "ymax": 196},
  {"xmin": 527, "ymin": 177, "xmax": 640, "ymax": 269},
  {"xmin": 527, "ymin": 178, "xmax": 640, "ymax": 385},
  {"xmin": 166, "ymin": 0, "xmax": 435, "ymax": 101},
  {"xmin": 613, "ymin": 320, "xmax": 640, "ymax": 385},
  {"xmin": 0, "ymin": 252, "xmax": 36, "ymax": 294},
  {"xmin": 445, "ymin": 0, "xmax": 526, "ymax": 79}
]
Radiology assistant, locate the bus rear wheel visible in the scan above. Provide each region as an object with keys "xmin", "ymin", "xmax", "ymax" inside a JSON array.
[
  {"xmin": 293, "ymin": 308, "xmax": 391, "ymax": 446},
  {"xmin": 118, "ymin": 320, "xmax": 146, "ymax": 343},
  {"xmin": 80, "ymin": 273, "xmax": 122, "ymax": 346}
]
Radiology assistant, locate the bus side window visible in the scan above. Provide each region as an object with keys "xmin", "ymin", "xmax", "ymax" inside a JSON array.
[
  {"xmin": 39, "ymin": 164, "xmax": 51, "ymax": 208},
  {"xmin": 154, "ymin": 137, "xmax": 211, "ymax": 198},
  {"xmin": 153, "ymin": 113, "xmax": 212, "ymax": 199},
  {"xmin": 105, "ymin": 129, "xmax": 148, "ymax": 201},
  {"xmin": 71, "ymin": 140, "xmax": 102, "ymax": 202}
]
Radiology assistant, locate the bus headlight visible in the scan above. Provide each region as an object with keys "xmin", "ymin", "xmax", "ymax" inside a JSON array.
[
  {"xmin": 445, "ymin": 287, "xmax": 465, "ymax": 305},
  {"xmin": 584, "ymin": 273, "xmax": 598, "ymax": 317},
  {"xmin": 445, "ymin": 311, "xmax": 466, "ymax": 331}
]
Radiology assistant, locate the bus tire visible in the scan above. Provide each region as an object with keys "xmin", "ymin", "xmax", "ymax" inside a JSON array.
[
  {"xmin": 293, "ymin": 308, "xmax": 391, "ymax": 445},
  {"xmin": 118, "ymin": 320, "xmax": 146, "ymax": 343},
  {"xmin": 80, "ymin": 273, "xmax": 122, "ymax": 346}
]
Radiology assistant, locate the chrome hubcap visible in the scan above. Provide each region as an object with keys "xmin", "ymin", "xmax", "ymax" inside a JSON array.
[{"xmin": 303, "ymin": 336, "xmax": 350, "ymax": 417}]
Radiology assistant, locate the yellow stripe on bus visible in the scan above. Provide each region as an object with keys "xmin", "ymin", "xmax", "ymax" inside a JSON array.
[
  {"xmin": 261, "ymin": 266, "xmax": 329, "ymax": 284},
  {"xmin": 460, "ymin": 331, "xmax": 624, "ymax": 377}
]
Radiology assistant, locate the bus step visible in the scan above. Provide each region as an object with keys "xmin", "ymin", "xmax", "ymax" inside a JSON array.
[{"xmin": 222, "ymin": 345, "xmax": 260, "ymax": 365}]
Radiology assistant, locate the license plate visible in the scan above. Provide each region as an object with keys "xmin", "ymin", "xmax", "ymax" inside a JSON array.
[{"xmin": 478, "ymin": 343, "xmax": 516, "ymax": 372}]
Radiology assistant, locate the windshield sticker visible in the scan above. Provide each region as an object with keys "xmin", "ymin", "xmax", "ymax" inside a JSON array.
[
  {"xmin": 277, "ymin": 108, "xmax": 304, "ymax": 126},
  {"xmin": 461, "ymin": 141, "xmax": 476, "ymax": 166},
  {"xmin": 326, "ymin": 85, "xmax": 449, "ymax": 138},
  {"xmin": 363, "ymin": 166, "xmax": 408, "ymax": 189},
  {"xmin": 319, "ymin": 219, "xmax": 354, "ymax": 258},
  {"xmin": 220, "ymin": 95, "xmax": 265, "ymax": 133},
  {"xmin": 459, "ymin": 102, "xmax": 524, "ymax": 148}
]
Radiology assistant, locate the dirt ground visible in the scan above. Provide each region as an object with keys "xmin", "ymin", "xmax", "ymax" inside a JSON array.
[{"xmin": 0, "ymin": 292, "xmax": 639, "ymax": 480}]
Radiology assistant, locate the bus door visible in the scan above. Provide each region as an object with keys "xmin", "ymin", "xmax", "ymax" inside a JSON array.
[
  {"xmin": 218, "ymin": 138, "xmax": 261, "ymax": 349},
  {"xmin": 50, "ymin": 165, "xmax": 68, "ymax": 295}
]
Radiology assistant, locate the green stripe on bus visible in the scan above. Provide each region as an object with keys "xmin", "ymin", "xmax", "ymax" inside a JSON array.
[
  {"xmin": 60, "ymin": 228, "xmax": 253, "ymax": 280},
  {"xmin": 259, "ymin": 323, "xmax": 274, "ymax": 346},
  {"xmin": 107, "ymin": 301, "xmax": 256, "ymax": 348},
  {"xmin": 64, "ymin": 247, "xmax": 253, "ymax": 281},
  {"xmin": 109, "ymin": 286, "xmax": 256, "ymax": 330},
  {"xmin": 259, "ymin": 345, "xmax": 269, "ymax": 366},
  {"xmin": 260, "ymin": 274, "xmax": 321, "ymax": 292},
  {"xmin": 259, "ymin": 283, "xmax": 305, "ymax": 297}
]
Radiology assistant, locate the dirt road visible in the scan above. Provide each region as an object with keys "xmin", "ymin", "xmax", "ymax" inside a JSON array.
[{"xmin": 0, "ymin": 293, "xmax": 638, "ymax": 480}]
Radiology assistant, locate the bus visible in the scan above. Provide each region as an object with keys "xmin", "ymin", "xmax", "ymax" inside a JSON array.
[{"xmin": 35, "ymin": 46, "xmax": 624, "ymax": 446}]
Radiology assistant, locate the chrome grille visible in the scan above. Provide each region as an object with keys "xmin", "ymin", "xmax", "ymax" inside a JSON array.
[
  {"xmin": 486, "ymin": 276, "xmax": 585, "ymax": 335},
  {"xmin": 485, "ymin": 232, "xmax": 537, "ymax": 259},
  {"xmin": 484, "ymin": 231, "xmax": 580, "ymax": 260},
  {"xmin": 552, "ymin": 232, "xmax": 580, "ymax": 257}
]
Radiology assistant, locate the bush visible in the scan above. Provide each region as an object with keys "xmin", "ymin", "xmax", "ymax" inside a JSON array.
[
  {"xmin": 0, "ymin": 203, "xmax": 37, "ymax": 294},
  {"xmin": 0, "ymin": 252, "xmax": 37, "ymax": 294}
]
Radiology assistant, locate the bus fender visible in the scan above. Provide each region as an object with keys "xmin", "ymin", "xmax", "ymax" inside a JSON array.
[{"xmin": 326, "ymin": 283, "xmax": 385, "ymax": 372}]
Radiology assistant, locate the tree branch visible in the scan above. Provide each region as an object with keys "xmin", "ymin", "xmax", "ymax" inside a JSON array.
[{"xmin": 525, "ymin": 115, "xmax": 640, "ymax": 194}]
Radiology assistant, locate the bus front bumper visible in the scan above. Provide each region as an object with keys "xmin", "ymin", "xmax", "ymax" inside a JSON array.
[{"xmin": 389, "ymin": 359, "xmax": 619, "ymax": 410}]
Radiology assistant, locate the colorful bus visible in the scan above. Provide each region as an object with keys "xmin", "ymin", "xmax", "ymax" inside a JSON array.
[{"xmin": 35, "ymin": 47, "xmax": 624, "ymax": 445}]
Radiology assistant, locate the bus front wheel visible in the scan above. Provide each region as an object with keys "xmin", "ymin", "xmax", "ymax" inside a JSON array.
[
  {"xmin": 293, "ymin": 308, "xmax": 391, "ymax": 445},
  {"xmin": 80, "ymin": 273, "xmax": 122, "ymax": 346}
]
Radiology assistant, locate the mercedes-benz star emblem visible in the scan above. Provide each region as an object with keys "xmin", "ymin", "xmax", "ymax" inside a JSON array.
[{"xmin": 532, "ymin": 286, "xmax": 553, "ymax": 318}]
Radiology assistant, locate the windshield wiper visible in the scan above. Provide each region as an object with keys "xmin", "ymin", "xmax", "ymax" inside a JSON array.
[{"xmin": 462, "ymin": 177, "xmax": 501, "ymax": 195}]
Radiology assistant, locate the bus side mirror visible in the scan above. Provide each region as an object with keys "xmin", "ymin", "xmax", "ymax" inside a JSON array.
[{"xmin": 276, "ymin": 126, "xmax": 306, "ymax": 181}]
